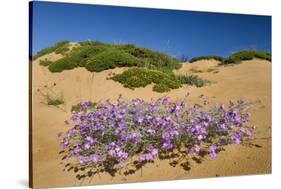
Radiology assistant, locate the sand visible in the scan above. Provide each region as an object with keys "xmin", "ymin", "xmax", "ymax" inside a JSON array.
[{"xmin": 31, "ymin": 55, "xmax": 271, "ymax": 188}]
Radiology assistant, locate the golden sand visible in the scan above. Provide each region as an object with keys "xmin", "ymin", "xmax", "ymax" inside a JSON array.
[{"xmin": 31, "ymin": 55, "xmax": 271, "ymax": 188}]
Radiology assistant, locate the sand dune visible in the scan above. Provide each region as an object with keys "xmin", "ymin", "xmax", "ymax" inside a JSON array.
[{"xmin": 31, "ymin": 55, "xmax": 271, "ymax": 188}]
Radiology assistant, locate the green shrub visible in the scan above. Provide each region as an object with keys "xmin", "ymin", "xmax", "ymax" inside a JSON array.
[
  {"xmin": 38, "ymin": 40, "xmax": 181, "ymax": 73},
  {"xmin": 55, "ymin": 46, "xmax": 70, "ymax": 55},
  {"xmin": 68, "ymin": 45, "xmax": 108, "ymax": 67},
  {"xmin": 115, "ymin": 44, "xmax": 181, "ymax": 70},
  {"xmin": 79, "ymin": 40, "xmax": 109, "ymax": 47},
  {"xmin": 222, "ymin": 50, "xmax": 271, "ymax": 64},
  {"xmin": 48, "ymin": 57, "xmax": 78, "ymax": 72},
  {"xmin": 85, "ymin": 48, "xmax": 140, "ymax": 72},
  {"xmin": 111, "ymin": 67, "xmax": 182, "ymax": 92},
  {"xmin": 176, "ymin": 75, "xmax": 210, "ymax": 87},
  {"xmin": 33, "ymin": 41, "xmax": 70, "ymax": 59},
  {"xmin": 153, "ymin": 84, "xmax": 171, "ymax": 93},
  {"xmin": 39, "ymin": 59, "xmax": 53, "ymax": 66},
  {"xmin": 189, "ymin": 56, "xmax": 224, "ymax": 63},
  {"xmin": 47, "ymin": 45, "xmax": 109, "ymax": 72}
]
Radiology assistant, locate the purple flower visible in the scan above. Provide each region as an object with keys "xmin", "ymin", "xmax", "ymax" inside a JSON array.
[
  {"xmin": 147, "ymin": 129, "xmax": 156, "ymax": 134},
  {"xmin": 73, "ymin": 146, "xmax": 81, "ymax": 154},
  {"xmin": 58, "ymin": 96, "xmax": 255, "ymax": 173},
  {"xmin": 83, "ymin": 143, "xmax": 91, "ymax": 150},
  {"xmin": 138, "ymin": 154, "xmax": 146, "ymax": 162},
  {"xmin": 197, "ymin": 134, "xmax": 204, "ymax": 140},
  {"xmin": 135, "ymin": 116, "xmax": 144, "ymax": 124},
  {"xmin": 77, "ymin": 156, "xmax": 89, "ymax": 164},
  {"xmin": 209, "ymin": 152, "xmax": 217, "ymax": 159},
  {"xmin": 80, "ymin": 101, "xmax": 90, "ymax": 110},
  {"xmin": 71, "ymin": 111, "xmax": 79, "ymax": 122},
  {"xmin": 162, "ymin": 140, "xmax": 173, "ymax": 149},
  {"xmin": 86, "ymin": 136, "xmax": 95, "ymax": 144},
  {"xmin": 145, "ymin": 153, "xmax": 153, "ymax": 160},
  {"xmin": 151, "ymin": 149, "xmax": 158, "ymax": 156},
  {"xmin": 162, "ymin": 97, "xmax": 169, "ymax": 106},
  {"xmin": 209, "ymin": 145, "xmax": 217, "ymax": 152},
  {"xmin": 231, "ymin": 131, "xmax": 241, "ymax": 144},
  {"xmin": 188, "ymin": 145, "xmax": 201, "ymax": 154},
  {"xmin": 60, "ymin": 140, "xmax": 68, "ymax": 149},
  {"xmin": 90, "ymin": 154, "xmax": 99, "ymax": 163},
  {"xmin": 117, "ymin": 151, "xmax": 128, "ymax": 159},
  {"xmin": 208, "ymin": 145, "xmax": 217, "ymax": 159},
  {"xmin": 108, "ymin": 149, "xmax": 116, "ymax": 156}
]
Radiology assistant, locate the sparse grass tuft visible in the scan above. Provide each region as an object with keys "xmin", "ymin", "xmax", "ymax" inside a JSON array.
[
  {"xmin": 47, "ymin": 98, "xmax": 64, "ymax": 106},
  {"xmin": 176, "ymin": 75, "xmax": 211, "ymax": 87}
]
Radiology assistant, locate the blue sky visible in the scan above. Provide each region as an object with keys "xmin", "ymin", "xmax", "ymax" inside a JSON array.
[{"xmin": 30, "ymin": 1, "xmax": 271, "ymax": 58}]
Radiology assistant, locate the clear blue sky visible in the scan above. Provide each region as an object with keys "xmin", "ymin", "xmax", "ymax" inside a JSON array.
[{"xmin": 30, "ymin": 1, "xmax": 271, "ymax": 58}]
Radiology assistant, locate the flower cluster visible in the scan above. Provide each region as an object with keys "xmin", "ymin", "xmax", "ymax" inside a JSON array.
[{"xmin": 58, "ymin": 96, "xmax": 255, "ymax": 178}]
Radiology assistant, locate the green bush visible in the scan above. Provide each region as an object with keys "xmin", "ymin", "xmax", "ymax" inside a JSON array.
[
  {"xmin": 47, "ymin": 45, "xmax": 109, "ymax": 72},
  {"xmin": 85, "ymin": 48, "xmax": 140, "ymax": 72},
  {"xmin": 120, "ymin": 45, "xmax": 181, "ymax": 70},
  {"xmin": 111, "ymin": 67, "xmax": 182, "ymax": 92},
  {"xmin": 153, "ymin": 84, "xmax": 171, "ymax": 93},
  {"xmin": 79, "ymin": 40, "xmax": 109, "ymax": 47},
  {"xmin": 189, "ymin": 56, "xmax": 225, "ymax": 63},
  {"xmin": 222, "ymin": 50, "xmax": 271, "ymax": 64},
  {"xmin": 33, "ymin": 41, "xmax": 70, "ymax": 59},
  {"xmin": 48, "ymin": 57, "xmax": 78, "ymax": 72},
  {"xmin": 54, "ymin": 46, "xmax": 70, "ymax": 55},
  {"xmin": 39, "ymin": 59, "xmax": 53, "ymax": 66},
  {"xmin": 176, "ymin": 75, "xmax": 210, "ymax": 87},
  {"xmin": 37, "ymin": 40, "xmax": 181, "ymax": 73}
]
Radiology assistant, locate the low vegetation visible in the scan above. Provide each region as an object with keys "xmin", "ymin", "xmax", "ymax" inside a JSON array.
[
  {"xmin": 36, "ymin": 40, "xmax": 181, "ymax": 73},
  {"xmin": 176, "ymin": 75, "xmax": 211, "ymax": 87},
  {"xmin": 111, "ymin": 67, "xmax": 210, "ymax": 92},
  {"xmin": 71, "ymin": 101, "xmax": 97, "ymax": 112},
  {"xmin": 189, "ymin": 56, "xmax": 224, "ymax": 63},
  {"xmin": 85, "ymin": 48, "xmax": 140, "ymax": 72},
  {"xmin": 111, "ymin": 67, "xmax": 182, "ymax": 93},
  {"xmin": 222, "ymin": 50, "xmax": 271, "ymax": 64},
  {"xmin": 59, "ymin": 97, "xmax": 256, "ymax": 179},
  {"xmin": 189, "ymin": 50, "xmax": 271, "ymax": 65},
  {"xmin": 47, "ymin": 98, "xmax": 64, "ymax": 106},
  {"xmin": 39, "ymin": 59, "xmax": 53, "ymax": 66},
  {"xmin": 33, "ymin": 41, "xmax": 70, "ymax": 59}
]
